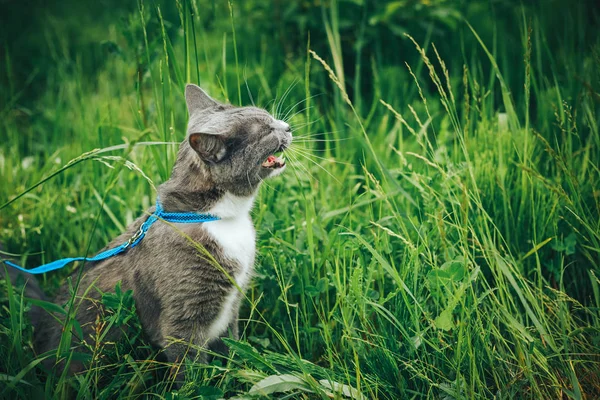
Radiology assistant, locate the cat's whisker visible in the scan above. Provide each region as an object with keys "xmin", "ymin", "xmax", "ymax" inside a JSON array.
[
  {"xmin": 289, "ymin": 118, "xmax": 323, "ymax": 133},
  {"xmin": 282, "ymin": 93, "xmax": 322, "ymax": 122},
  {"xmin": 292, "ymin": 143, "xmax": 343, "ymax": 150},
  {"xmin": 264, "ymin": 98, "xmax": 277, "ymax": 114},
  {"xmin": 256, "ymin": 172, "xmax": 278, "ymax": 193},
  {"xmin": 270, "ymin": 92, "xmax": 279, "ymax": 118},
  {"xmin": 286, "ymin": 146, "xmax": 330, "ymax": 171},
  {"xmin": 292, "ymin": 145, "xmax": 340, "ymax": 152},
  {"xmin": 281, "ymin": 93, "xmax": 313, "ymax": 118},
  {"xmin": 286, "ymin": 147, "xmax": 341, "ymax": 183},
  {"xmin": 290, "ymin": 141, "xmax": 344, "ymax": 152},
  {"xmin": 292, "ymin": 137, "xmax": 351, "ymax": 143},
  {"xmin": 291, "ymin": 136, "xmax": 345, "ymax": 145},
  {"xmin": 246, "ymin": 168, "xmax": 276, "ymax": 193},
  {"xmin": 289, "ymin": 145, "xmax": 354, "ymax": 167},
  {"xmin": 292, "ymin": 130, "xmax": 340, "ymax": 139},
  {"xmin": 243, "ymin": 72, "xmax": 256, "ymax": 107},
  {"xmin": 284, "ymin": 150, "xmax": 319, "ymax": 184},
  {"xmin": 274, "ymin": 79, "xmax": 299, "ymax": 120},
  {"xmin": 279, "ymin": 151, "xmax": 301, "ymax": 178},
  {"xmin": 277, "ymin": 79, "xmax": 300, "ymax": 119},
  {"xmin": 285, "ymin": 105, "xmax": 316, "ymax": 125}
]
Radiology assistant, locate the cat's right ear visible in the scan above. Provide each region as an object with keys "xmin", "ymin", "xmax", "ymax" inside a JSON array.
[
  {"xmin": 185, "ymin": 84, "xmax": 220, "ymax": 114},
  {"xmin": 189, "ymin": 132, "xmax": 227, "ymax": 164}
]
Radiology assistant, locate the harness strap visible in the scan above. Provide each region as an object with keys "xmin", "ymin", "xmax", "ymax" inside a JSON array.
[{"xmin": 2, "ymin": 198, "xmax": 219, "ymax": 275}]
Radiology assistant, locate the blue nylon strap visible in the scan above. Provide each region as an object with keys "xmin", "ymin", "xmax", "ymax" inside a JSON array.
[{"xmin": 2, "ymin": 198, "xmax": 218, "ymax": 275}]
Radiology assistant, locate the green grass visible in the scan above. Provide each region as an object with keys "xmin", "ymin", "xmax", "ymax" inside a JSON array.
[{"xmin": 1, "ymin": 0, "xmax": 600, "ymax": 398}]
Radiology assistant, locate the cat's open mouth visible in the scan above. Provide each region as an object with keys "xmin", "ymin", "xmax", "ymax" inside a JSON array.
[{"xmin": 261, "ymin": 154, "xmax": 285, "ymax": 169}]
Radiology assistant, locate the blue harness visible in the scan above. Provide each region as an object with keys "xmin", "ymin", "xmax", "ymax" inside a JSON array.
[{"xmin": 2, "ymin": 198, "xmax": 219, "ymax": 275}]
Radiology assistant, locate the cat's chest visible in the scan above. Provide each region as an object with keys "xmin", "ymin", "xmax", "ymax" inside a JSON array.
[
  {"xmin": 202, "ymin": 215, "xmax": 255, "ymax": 287},
  {"xmin": 202, "ymin": 192, "xmax": 257, "ymax": 287},
  {"xmin": 202, "ymin": 215, "xmax": 255, "ymax": 339}
]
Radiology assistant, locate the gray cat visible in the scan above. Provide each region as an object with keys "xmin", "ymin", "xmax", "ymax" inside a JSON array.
[{"xmin": 8, "ymin": 84, "xmax": 291, "ymax": 380}]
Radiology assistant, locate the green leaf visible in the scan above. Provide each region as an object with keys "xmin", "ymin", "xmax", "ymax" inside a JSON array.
[
  {"xmin": 319, "ymin": 380, "xmax": 366, "ymax": 400},
  {"xmin": 427, "ymin": 256, "xmax": 467, "ymax": 299},
  {"xmin": 248, "ymin": 336, "xmax": 271, "ymax": 349},
  {"xmin": 435, "ymin": 309, "xmax": 454, "ymax": 331},
  {"xmin": 70, "ymin": 319, "xmax": 84, "ymax": 341},
  {"xmin": 316, "ymin": 277, "xmax": 329, "ymax": 293},
  {"xmin": 551, "ymin": 232, "xmax": 577, "ymax": 255},
  {"xmin": 0, "ymin": 373, "xmax": 32, "ymax": 386},
  {"xmin": 102, "ymin": 292, "xmax": 120, "ymax": 310},
  {"xmin": 564, "ymin": 233, "xmax": 577, "ymax": 255},
  {"xmin": 27, "ymin": 297, "xmax": 67, "ymax": 315},
  {"xmin": 248, "ymin": 374, "xmax": 314, "ymax": 396},
  {"xmin": 304, "ymin": 284, "xmax": 320, "ymax": 297},
  {"xmin": 223, "ymin": 339, "xmax": 276, "ymax": 373},
  {"xmin": 101, "ymin": 281, "xmax": 137, "ymax": 326},
  {"xmin": 196, "ymin": 385, "xmax": 224, "ymax": 399}
]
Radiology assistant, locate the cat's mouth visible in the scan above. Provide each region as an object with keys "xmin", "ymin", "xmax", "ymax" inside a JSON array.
[{"xmin": 261, "ymin": 154, "xmax": 285, "ymax": 169}]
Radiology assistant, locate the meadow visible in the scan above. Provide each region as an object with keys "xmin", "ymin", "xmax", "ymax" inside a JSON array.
[{"xmin": 1, "ymin": 0, "xmax": 599, "ymax": 398}]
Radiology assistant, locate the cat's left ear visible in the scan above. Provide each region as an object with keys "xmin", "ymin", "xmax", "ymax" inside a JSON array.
[
  {"xmin": 189, "ymin": 132, "xmax": 227, "ymax": 164},
  {"xmin": 185, "ymin": 84, "xmax": 220, "ymax": 114}
]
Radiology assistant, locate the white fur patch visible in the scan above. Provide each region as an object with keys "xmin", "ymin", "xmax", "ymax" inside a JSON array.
[
  {"xmin": 204, "ymin": 192, "xmax": 256, "ymax": 338},
  {"xmin": 271, "ymin": 119, "xmax": 290, "ymax": 131},
  {"xmin": 206, "ymin": 289, "xmax": 239, "ymax": 338}
]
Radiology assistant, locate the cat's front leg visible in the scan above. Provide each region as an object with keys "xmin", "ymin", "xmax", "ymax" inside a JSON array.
[
  {"xmin": 228, "ymin": 314, "xmax": 240, "ymax": 341},
  {"xmin": 161, "ymin": 328, "xmax": 209, "ymax": 387},
  {"xmin": 207, "ymin": 313, "xmax": 239, "ymax": 360}
]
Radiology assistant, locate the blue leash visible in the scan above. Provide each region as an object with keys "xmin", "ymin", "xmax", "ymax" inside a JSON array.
[{"xmin": 2, "ymin": 198, "xmax": 219, "ymax": 275}]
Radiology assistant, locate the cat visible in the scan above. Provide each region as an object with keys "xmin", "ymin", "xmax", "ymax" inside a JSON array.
[{"xmin": 6, "ymin": 83, "xmax": 291, "ymax": 381}]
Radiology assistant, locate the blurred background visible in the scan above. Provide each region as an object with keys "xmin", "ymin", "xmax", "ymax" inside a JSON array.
[{"xmin": 2, "ymin": 0, "xmax": 598, "ymax": 129}]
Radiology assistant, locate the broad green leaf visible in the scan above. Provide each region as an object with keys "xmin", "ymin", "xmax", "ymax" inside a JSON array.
[
  {"xmin": 27, "ymin": 298, "xmax": 67, "ymax": 316},
  {"xmin": 319, "ymin": 379, "xmax": 366, "ymax": 400},
  {"xmin": 435, "ymin": 309, "xmax": 454, "ymax": 331},
  {"xmin": 222, "ymin": 339, "xmax": 276, "ymax": 373},
  {"xmin": 248, "ymin": 374, "xmax": 313, "ymax": 396},
  {"xmin": 0, "ymin": 373, "xmax": 32, "ymax": 386}
]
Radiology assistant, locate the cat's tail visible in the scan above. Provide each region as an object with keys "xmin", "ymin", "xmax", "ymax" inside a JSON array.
[{"xmin": 2, "ymin": 251, "xmax": 47, "ymax": 327}]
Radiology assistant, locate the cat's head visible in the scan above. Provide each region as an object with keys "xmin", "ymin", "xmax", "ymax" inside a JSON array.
[{"xmin": 180, "ymin": 84, "xmax": 292, "ymax": 195}]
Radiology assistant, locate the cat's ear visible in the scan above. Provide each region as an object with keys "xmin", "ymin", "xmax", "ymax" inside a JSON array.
[
  {"xmin": 185, "ymin": 84, "xmax": 220, "ymax": 114},
  {"xmin": 189, "ymin": 132, "xmax": 227, "ymax": 163}
]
